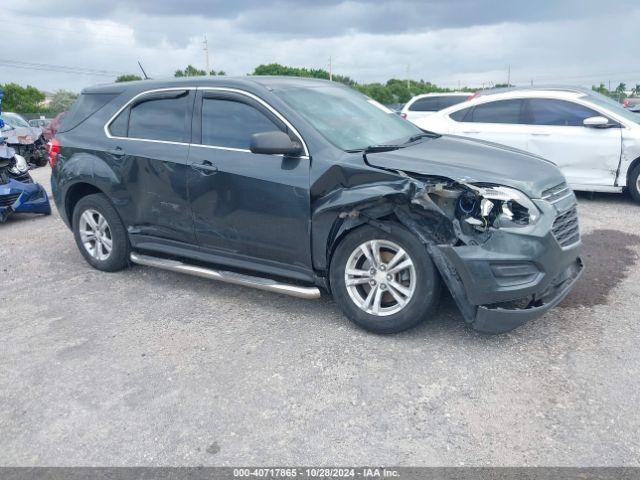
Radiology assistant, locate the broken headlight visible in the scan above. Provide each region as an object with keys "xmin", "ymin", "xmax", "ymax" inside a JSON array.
[
  {"xmin": 9, "ymin": 154, "xmax": 29, "ymax": 175},
  {"xmin": 456, "ymin": 184, "xmax": 540, "ymax": 230}
]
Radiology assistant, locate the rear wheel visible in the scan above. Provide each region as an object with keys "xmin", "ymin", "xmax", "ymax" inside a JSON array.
[
  {"xmin": 330, "ymin": 224, "xmax": 441, "ymax": 334},
  {"xmin": 629, "ymin": 163, "xmax": 640, "ymax": 203},
  {"xmin": 72, "ymin": 193, "xmax": 130, "ymax": 272}
]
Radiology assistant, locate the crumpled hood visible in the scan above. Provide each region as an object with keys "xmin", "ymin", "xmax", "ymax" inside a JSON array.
[
  {"xmin": 1, "ymin": 126, "xmax": 41, "ymax": 145},
  {"xmin": 365, "ymin": 135, "xmax": 566, "ymax": 198}
]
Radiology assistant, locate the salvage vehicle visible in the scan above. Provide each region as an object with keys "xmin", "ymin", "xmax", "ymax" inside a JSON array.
[
  {"xmin": 414, "ymin": 86, "xmax": 640, "ymax": 202},
  {"xmin": 1, "ymin": 112, "xmax": 48, "ymax": 167},
  {"xmin": 0, "ymin": 144, "xmax": 51, "ymax": 222},
  {"xmin": 29, "ymin": 117, "xmax": 52, "ymax": 128},
  {"xmin": 50, "ymin": 77, "xmax": 583, "ymax": 334}
]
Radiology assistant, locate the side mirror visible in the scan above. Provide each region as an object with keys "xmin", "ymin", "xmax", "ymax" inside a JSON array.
[
  {"xmin": 583, "ymin": 116, "xmax": 610, "ymax": 128},
  {"xmin": 250, "ymin": 131, "xmax": 303, "ymax": 156}
]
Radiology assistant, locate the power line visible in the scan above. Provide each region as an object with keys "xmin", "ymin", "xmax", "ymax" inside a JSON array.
[{"xmin": 0, "ymin": 58, "xmax": 125, "ymax": 77}]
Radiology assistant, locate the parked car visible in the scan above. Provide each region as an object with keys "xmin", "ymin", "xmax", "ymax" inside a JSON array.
[
  {"xmin": 29, "ymin": 117, "xmax": 52, "ymax": 128},
  {"xmin": 416, "ymin": 86, "xmax": 640, "ymax": 202},
  {"xmin": 401, "ymin": 92, "xmax": 470, "ymax": 122},
  {"xmin": 50, "ymin": 77, "xmax": 582, "ymax": 334},
  {"xmin": 1, "ymin": 112, "xmax": 48, "ymax": 167},
  {"xmin": 0, "ymin": 144, "xmax": 51, "ymax": 222}
]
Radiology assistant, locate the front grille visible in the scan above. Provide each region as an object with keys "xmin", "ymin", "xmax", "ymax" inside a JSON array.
[
  {"xmin": 542, "ymin": 182, "xmax": 574, "ymax": 204},
  {"xmin": 552, "ymin": 206, "xmax": 580, "ymax": 247},
  {"xmin": 0, "ymin": 193, "xmax": 20, "ymax": 207}
]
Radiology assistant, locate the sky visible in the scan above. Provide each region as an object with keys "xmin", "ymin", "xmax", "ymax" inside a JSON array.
[{"xmin": 1, "ymin": 0, "xmax": 640, "ymax": 93}]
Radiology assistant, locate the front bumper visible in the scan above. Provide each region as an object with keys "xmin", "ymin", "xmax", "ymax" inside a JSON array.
[
  {"xmin": 0, "ymin": 177, "xmax": 51, "ymax": 222},
  {"xmin": 431, "ymin": 199, "xmax": 584, "ymax": 333}
]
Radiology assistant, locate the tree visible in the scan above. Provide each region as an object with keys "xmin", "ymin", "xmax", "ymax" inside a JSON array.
[
  {"xmin": 175, "ymin": 65, "xmax": 208, "ymax": 77},
  {"xmin": 116, "ymin": 74, "xmax": 142, "ymax": 82},
  {"xmin": 48, "ymin": 90, "xmax": 78, "ymax": 113},
  {"xmin": 0, "ymin": 83, "xmax": 45, "ymax": 113},
  {"xmin": 252, "ymin": 63, "xmax": 356, "ymax": 86}
]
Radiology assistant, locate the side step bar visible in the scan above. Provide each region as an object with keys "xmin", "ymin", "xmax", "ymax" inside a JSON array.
[{"xmin": 130, "ymin": 252, "xmax": 321, "ymax": 300}]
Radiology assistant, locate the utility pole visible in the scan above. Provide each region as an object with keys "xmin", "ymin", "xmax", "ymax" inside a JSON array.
[
  {"xmin": 329, "ymin": 56, "xmax": 332, "ymax": 81},
  {"xmin": 203, "ymin": 35, "xmax": 210, "ymax": 75},
  {"xmin": 406, "ymin": 64, "xmax": 410, "ymax": 90},
  {"xmin": 507, "ymin": 64, "xmax": 511, "ymax": 86}
]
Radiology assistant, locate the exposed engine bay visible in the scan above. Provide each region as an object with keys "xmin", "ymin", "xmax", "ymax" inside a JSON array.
[{"xmin": 414, "ymin": 177, "xmax": 540, "ymax": 240}]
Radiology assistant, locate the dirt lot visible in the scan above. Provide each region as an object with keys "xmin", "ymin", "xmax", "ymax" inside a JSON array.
[{"xmin": 1, "ymin": 165, "xmax": 640, "ymax": 466}]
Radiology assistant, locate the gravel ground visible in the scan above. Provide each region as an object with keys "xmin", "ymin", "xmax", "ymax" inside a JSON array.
[{"xmin": 1, "ymin": 165, "xmax": 639, "ymax": 466}]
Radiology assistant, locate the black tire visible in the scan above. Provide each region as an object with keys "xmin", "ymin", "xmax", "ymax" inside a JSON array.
[
  {"xmin": 72, "ymin": 193, "xmax": 130, "ymax": 272},
  {"xmin": 629, "ymin": 163, "xmax": 640, "ymax": 203},
  {"xmin": 329, "ymin": 224, "xmax": 441, "ymax": 334}
]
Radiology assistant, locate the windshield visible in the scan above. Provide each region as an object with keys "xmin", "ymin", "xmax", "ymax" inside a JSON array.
[
  {"xmin": 2, "ymin": 113, "xmax": 31, "ymax": 128},
  {"xmin": 273, "ymin": 84, "xmax": 423, "ymax": 151},
  {"xmin": 582, "ymin": 91, "xmax": 640, "ymax": 125}
]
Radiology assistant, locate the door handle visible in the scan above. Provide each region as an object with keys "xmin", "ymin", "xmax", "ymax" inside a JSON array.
[
  {"xmin": 462, "ymin": 131, "xmax": 480, "ymax": 134},
  {"xmin": 531, "ymin": 133, "xmax": 550, "ymax": 136},
  {"xmin": 192, "ymin": 160, "xmax": 218, "ymax": 175}
]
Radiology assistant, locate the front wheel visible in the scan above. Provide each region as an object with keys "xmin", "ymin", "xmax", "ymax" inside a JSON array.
[
  {"xmin": 629, "ymin": 163, "xmax": 640, "ymax": 204},
  {"xmin": 330, "ymin": 224, "xmax": 441, "ymax": 334}
]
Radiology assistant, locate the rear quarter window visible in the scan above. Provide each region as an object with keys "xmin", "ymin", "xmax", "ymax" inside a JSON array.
[{"xmin": 58, "ymin": 93, "xmax": 119, "ymax": 133}]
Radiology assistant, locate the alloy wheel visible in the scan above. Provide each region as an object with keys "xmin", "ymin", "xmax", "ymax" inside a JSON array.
[
  {"xmin": 79, "ymin": 209, "xmax": 113, "ymax": 261},
  {"xmin": 344, "ymin": 239, "xmax": 416, "ymax": 316}
]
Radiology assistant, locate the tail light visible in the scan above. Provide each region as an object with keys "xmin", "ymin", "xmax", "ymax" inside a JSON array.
[
  {"xmin": 400, "ymin": 113, "xmax": 407, "ymax": 119},
  {"xmin": 48, "ymin": 138, "xmax": 60, "ymax": 168},
  {"xmin": 623, "ymin": 99, "xmax": 630, "ymax": 107},
  {"xmin": 467, "ymin": 91, "xmax": 480, "ymax": 101}
]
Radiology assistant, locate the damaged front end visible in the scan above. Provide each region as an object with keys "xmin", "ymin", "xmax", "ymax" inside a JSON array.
[
  {"xmin": 318, "ymin": 172, "xmax": 583, "ymax": 334},
  {"xmin": 1, "ymin": 126, "xmax": 48, "ymax": 167},
  {"xmin": 0, "ymin": 145, "xmax": 51, "ymax": 223}
]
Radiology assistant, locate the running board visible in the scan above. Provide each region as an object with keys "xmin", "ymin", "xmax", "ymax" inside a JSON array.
[{"xmin": 129, "ymin": 252, "xmax": 321, "ymax": 300}]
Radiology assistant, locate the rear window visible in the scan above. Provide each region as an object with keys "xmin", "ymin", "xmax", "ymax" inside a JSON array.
[
  {"xmin": 410, "ymin": 95, "xmax": 467, "ymax": 112},
  {"xmin": 440, "ymin": 96, "xmax": 468, "ymax": 109},
  {"xmin": 58, "ymin": 93, "xmax": 118, "ymax": 133},
  {"xmin": 409, "ymin": 97, "xmax": 440, "ymax": 112}
]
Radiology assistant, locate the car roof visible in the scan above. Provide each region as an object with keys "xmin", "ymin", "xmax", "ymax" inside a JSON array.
[
  {"xmin": 408, "ymin": 92, "xmax": 470, "ymax": 101},
  {"xmin": 474, "ymin": 85, "xmax": 593, "ymax": 98},
  {"xmin": 82, "ymin": 75, "xmax": 339, "ymax": 94}
]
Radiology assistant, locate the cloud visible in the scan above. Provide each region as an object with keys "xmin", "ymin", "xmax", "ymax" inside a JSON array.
[{"xmin": 1, "ymin": 1, "xmax": 640, "ymax": 93}]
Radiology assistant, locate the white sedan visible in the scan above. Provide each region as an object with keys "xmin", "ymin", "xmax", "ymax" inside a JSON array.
[{"xmin": 413, "ymin": 87, "xmax": 640, "ymax": 202}]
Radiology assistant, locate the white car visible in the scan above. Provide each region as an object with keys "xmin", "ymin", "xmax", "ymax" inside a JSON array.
[
  {"xmin": 401, "ymin": 92, "xmax": 470, "ymax": 123},
  {"xmin": 416, "ymin": 87, "xmax": 640, "ymax": 202}
]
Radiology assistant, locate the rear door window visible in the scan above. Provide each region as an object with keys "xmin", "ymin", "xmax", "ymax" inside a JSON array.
[
  {"xmin": 466, "ymin": 99, "xmax": 525, "ymax": 124},
  {"xmin": 126, "ymin": 91, "xmax": 190, "ymax": 142},
  {"xmin": 201, "ymin": 98, "xmax": 283, "ymax": 150},
  {"xmin": 525, "ymin": 99, "xmax": 601, "ymax": 126}
]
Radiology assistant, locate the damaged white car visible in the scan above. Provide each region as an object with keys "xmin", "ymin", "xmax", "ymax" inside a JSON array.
[{"xmin": 414, "ymin": 86, "xmax": 640, "ymax": 203}]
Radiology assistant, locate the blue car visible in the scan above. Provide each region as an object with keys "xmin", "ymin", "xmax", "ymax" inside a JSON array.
[
  {"xmin": 0, "ymin": 87, "xmax": 51, "ymax": 222},
  {"xmin": 0, "ymin": 145, "xmax": 51, "ymax": 222}
]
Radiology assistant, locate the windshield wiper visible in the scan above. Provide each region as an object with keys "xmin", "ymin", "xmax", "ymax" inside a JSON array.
[
  {"xmin": 405, "ymin": 131, "xmax": 440, "ymax": 143},
  {"xmin": 363, "ymin": 144, "xmax": 403, "ymax": 153}
]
